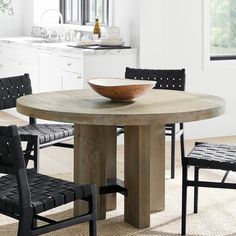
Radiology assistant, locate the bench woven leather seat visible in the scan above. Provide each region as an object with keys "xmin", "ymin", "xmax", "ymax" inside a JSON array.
[
  {"xmin": 18, "ymin": 124, "xmax": 74, "ymax": 144},
  {"xmin": 185, "ymin": 142, "xmax": 236, "ymax": 171},
  {"xmin": 0, "ymin": 168, "xmax": 91, "ymax": 215}
]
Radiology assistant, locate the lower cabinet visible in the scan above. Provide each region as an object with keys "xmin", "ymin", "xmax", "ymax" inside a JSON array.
[
  {"xmin": 39, "ymin": 53, "xmax": 84, "ymax": 92},
  {"xmin": 0, "ymin": 57, "xmax": 38, "ymax": 92},
  {"xmin": 61, "ymin": 71, "xmax": 84, "ymax": 90},
  {"xmin": 0, "ymin": 43, "xmax": 137, "ymax": 93},
  {"xmin": 39, "ymin": 53, "xmax": 61, "ymax": 92},
  {"xmin": 59, "ymin": 54, "xmax": 84, "ymax": 90}
]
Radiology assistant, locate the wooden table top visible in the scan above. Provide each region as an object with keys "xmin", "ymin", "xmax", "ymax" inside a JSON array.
[{"xmin": 16, "ymin": 89, "xmax": 225, "ymax": 126}]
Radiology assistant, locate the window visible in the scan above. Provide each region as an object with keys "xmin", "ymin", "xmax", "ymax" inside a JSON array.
[
  {"xmin": 60, "ymin": 0, "xmax": 109, "ymax": 25},
  {"xmin": 210, "ymin": 0, "xmax": 236, "ymax": 60}
]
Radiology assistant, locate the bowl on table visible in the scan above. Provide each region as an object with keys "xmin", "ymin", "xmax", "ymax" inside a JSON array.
[{"xmin": 87, "ymin": 78, "xmax": 155, "ymax": 102}]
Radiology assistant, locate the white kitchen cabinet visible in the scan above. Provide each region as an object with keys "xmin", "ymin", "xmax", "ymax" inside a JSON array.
[
  {"xmin": 0, "ymin": 40, "xmax": 137, "ymax": 93},
  {"xmin": 0, "ymin": 57, "xmax": 38, "ymax": 91},
  {"xmin": 83, "ymin": 53, "xmax": 137, "ymax": 88},
  {"xmin": 59, "ymin": 55, "xmax": 84, "ymax": 90},
  {"xmin": 39, "ymin": 52, "xmax": 61, "ymax": 92},
  {"xmin": 59, "ymin": 55, "xmax": 83, "ymax": 74},
  {"xmin": 61, "ymin": 71, "xmax": 84, "ymax": 90},
  {"xmin": 0, "ymin": 44, "xmax": 39, "ymax": 92}
]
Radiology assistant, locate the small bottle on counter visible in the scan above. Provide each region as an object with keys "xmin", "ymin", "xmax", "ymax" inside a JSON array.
[{"xmin": 93, "ymin": 18, "xmax": 101, "ymax": 39}]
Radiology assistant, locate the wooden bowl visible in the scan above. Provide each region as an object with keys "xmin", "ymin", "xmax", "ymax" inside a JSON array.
[{"xmin": 88, "ymin": 78, "xmax": 156, "ymax": 101}]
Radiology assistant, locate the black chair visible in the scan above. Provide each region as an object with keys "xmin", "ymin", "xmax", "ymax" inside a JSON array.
[
  {"xmin": 0, "ymin": 74, "xmax": 74, "ymax": 170},
  {"xmin": 0, "ymin": 125, "xmax": 96, "ymax": 236},
  {"xmin": 124, "ymin": 67, "xmax": 186, "ymax": 179},
  {"xmin": 181, "ymin": 142, "xmax": 236, "ymax": 235}
]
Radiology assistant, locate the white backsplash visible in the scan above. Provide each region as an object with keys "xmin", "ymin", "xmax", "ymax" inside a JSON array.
[{"xmin": 31, "ymin": 25, "xmax": 96, "ymax": 42}]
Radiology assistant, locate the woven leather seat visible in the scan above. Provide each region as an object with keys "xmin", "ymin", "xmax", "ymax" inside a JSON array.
[
  {"xmin": 0, "ymin": 125, "xmax": 96, "ymax": 236},
  {"xmin": 18, "ymin": 124, "xmax": 74, "ymax": 144},
  {"xmin": 181, "ymin": 142, "xmax": 236, "ymax": 235},
  {"xmin": 185, "ymin": 142, "xmax": 236, "ymax": 171},
  {"xmin": 0, "ymin": 169, "xmax": 91, "ymax": 215}
]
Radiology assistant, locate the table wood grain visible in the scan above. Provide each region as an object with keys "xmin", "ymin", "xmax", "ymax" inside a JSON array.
[{"xmin": 17, "ymin": 89, "xmax": 225, "ymax": 125}]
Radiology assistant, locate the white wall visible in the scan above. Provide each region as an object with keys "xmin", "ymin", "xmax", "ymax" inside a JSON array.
[
  {"xmin": 139, "ymin": 0, "xmax": 236, "ymax": 139},
  {"xmin": 23, "ymin": 0, "xmax": 34, "ymax": 35},
  {"xmin": 112, "ymin": 0, "xmax": 140, "ymax": 51},
  {"xmin": 33, "ymin": 0, "xmax": 60, "ymax": 25},
  {"xmin": 0, "ymin": 0, "xmax": 24, "ymax": 36},
  {"xmin": 0, "ymin": 0, "xmax": 60, "ymax": 37}
]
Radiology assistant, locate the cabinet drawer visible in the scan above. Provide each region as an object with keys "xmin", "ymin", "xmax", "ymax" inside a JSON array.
[
  {"xmin": 61, "ymin": 71, "xmax": 84, "ymax": 90},
  {"xmin": 59, "ymin": 56, "xmax": 83, "ymax": 74}
]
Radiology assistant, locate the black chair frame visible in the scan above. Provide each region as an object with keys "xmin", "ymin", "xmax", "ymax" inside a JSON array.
[
  {"xmin": 0, "ymin": 74, "xmax": 74, "ymax": 170},
  {"xmin": 0, "ymin": 125, "xmax": 96, "ymax": 236},
  {"xmin": 181, "ymin": 142, "xmax": 236, "ymax": 235}
]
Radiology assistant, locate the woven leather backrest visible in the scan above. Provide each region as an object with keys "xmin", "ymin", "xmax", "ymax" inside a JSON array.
[
  {"xmin": 0, "ymin": 125, "xmax": 25, "ymax": 175},
  {"xmin": 125, "ymin": 67, "xmax": 186, "ymax": 91},
  {"xmin": 0, "ymin": 74, "xmax": 32, "ymax": 110}
]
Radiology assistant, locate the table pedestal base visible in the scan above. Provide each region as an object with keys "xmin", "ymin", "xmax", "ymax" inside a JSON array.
[
  {"xmin": 73, "ymin": 124, "xmax": 117, "ymax": 220},
  {"xmin": 124, "ymin": 124, "xmax": 165, "ymax": 228},
  {"xmin": 73, "ymin": 123, "xmax": 165, "ymax": 228}
]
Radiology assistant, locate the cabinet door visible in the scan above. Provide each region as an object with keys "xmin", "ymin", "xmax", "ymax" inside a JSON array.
[
  {"xmin": 59, "ymin": 56, "xmax": 83, "ymax": 74},
  {"xmin": 13, "ymin": 61, "xmax": 38, "ymax": 92},
  {"xmin": 0, "ymin": 58, "xmax": 39, "ymax": 92},
  {"xmin": 39, "ymin": 53, "xmax": 61, "ymax": 92},
  {"xmin": 61, "ymin": 71, "xmax": 84, "ymax": 90}
]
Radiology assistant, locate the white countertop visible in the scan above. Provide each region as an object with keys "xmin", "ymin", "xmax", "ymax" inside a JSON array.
[{"xmin": 0, "ymin": 37, "xmax": 137, "ymax": 56}]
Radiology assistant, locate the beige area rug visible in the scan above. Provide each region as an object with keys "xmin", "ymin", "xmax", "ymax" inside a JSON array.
[
  {"xmin": 0, "ymin": 111, "xmax": 236, "ymax": 235},
  {"xmin": 0, "ymin": 169, "xmax": 236, "ymax": 236}
]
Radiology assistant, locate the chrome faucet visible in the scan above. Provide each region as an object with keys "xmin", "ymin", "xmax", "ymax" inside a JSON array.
[
  {"xmin": 40, "ymin": 9, "xmax": 64, "ymax": 25},
  {"xmin": 40, "ymin": 9, "xmax": 64, "ymax": 41}
]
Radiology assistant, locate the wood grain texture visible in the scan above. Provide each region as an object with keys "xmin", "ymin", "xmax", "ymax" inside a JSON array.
[
  {"xmin": 124, "ymin": 124, "xmax": 166, "ymax": 228},
  {"xmin": 150, "ymin": 124, "xmax": 165, "ymax": 212},
  {"xmin": 16, "ymin": 89, "xmax": 225, "ymax": 126},
  {"xmin": 73, "ymin": 124, "xmax": 116, "ymax": 220},
  {"xmin": 124, "ymin": 126, "xmax": 151, "ymax": 228},
  {"xmin": 105, "ymin": 126, "xmax": 117, "ymax": 211}
]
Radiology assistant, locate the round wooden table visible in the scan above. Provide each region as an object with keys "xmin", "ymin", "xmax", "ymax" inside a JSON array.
[{"xmin": 17, "ymin": 89, "xmax": 225, "ymax": 229}]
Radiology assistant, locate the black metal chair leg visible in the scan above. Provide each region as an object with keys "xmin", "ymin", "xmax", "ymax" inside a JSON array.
[
  {"xmin": 33, "ymin": 138, "xmax": 39, "ymax": 171},
  {"xmin": 181, "ymin": 164, "xmax": 188, "ymax": 236},
  {"xmin": 89, "ymin": 219, "xmax": 97, "ymax": 236},
  {"xmin": 171, "ymin": 124, "xmax": 176, "ymax": 179},
  {"xmin": 194, "ymin": 166, "xmax": 199, "ymax": 213},
  {"xmin": 222, "ymin": 170, "xmax": 230, "ymax": 183},
  {"xmin": 24, "ymin": 141, "xmax": 32, "ymax": 167},
  {"xmin": 89, "ymin": 186, "xmax": 97, "ymax": 236},
  {"xmin": 31, "ymin": 218, "xmax": 37, "ymax": 230},
  {"xmin": 180, "ymin": 123, "xmax": 185, "ymax": 159},
  {"xmin": 18, "ymin": 210, "xmax": 32, "ymax": 236}
]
